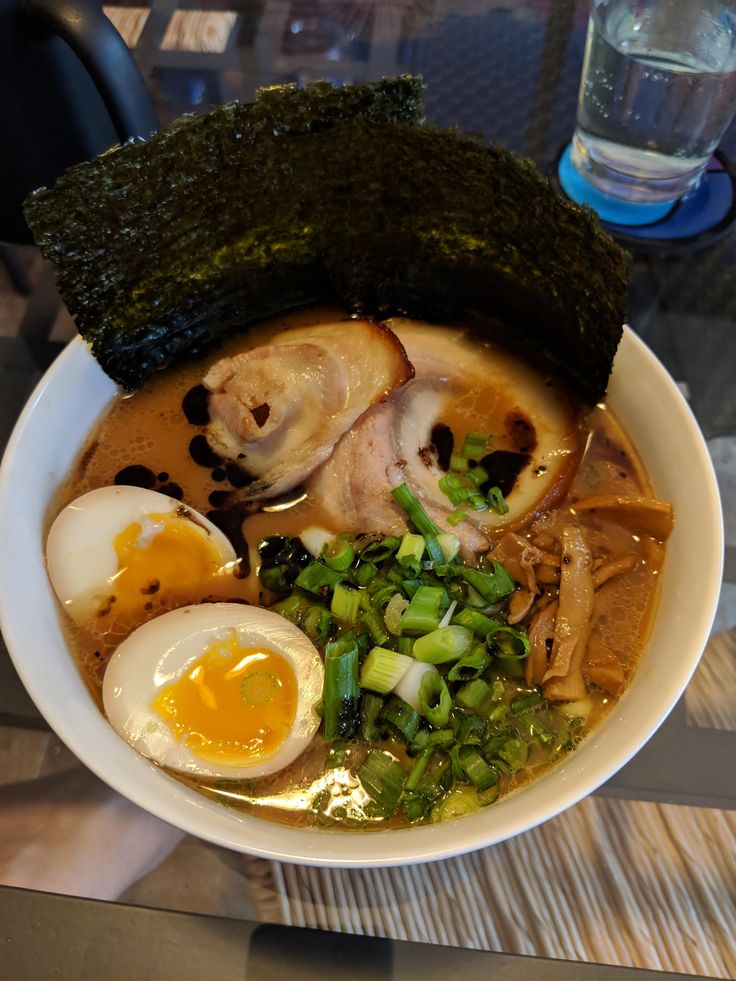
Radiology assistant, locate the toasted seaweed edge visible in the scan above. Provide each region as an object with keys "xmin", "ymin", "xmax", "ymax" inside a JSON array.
[
  {"xmin": 23, "ymin": 76, "xmax": 425, "ymax": 374},
  {"xmin": 23, "ymin": 76, "xmax": 628, "ymax": 402}
]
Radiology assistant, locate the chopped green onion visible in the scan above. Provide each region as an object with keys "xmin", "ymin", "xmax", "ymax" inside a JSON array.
[
  {"xmin": 353, "ymin": 560, "xmax": 378, "ymax": 587},
  {"xmin": 478, "ymin": 783, "xmax": 500, "ymax": 806},
  {"xmin": 468, "ymin": 492, "xmax": 488, "ymax": 512},
  {"xmin": 520, "ymin": 713, "xmax": 555, "ymax": 746},
  {"xmin": 449, "ymin": 744, "xmax": 465, "ymax": 780},
  {"xmin": 399, "ymin": 585, "xmax": 445, "ymax": 636},
  {"xmin": 448, "ymin": 486, "xmax": 471, "ymax": 505},
  {"xmin": 486, "ymin": 624, "xmax": 531, "ymax": 660},
  {"xmin": 455, "ymin": 712, "xmax": 487, "ymax": 746},
  {"xmin": 299, "ymin": 526, "xmax": 334, "ymax": 559},
  {"xmin": 271, "ymin": 593, "xmax": 308, "ymax": 624},
  {"xmin": 302, "ymin": 604, "xmax": 332, "ymax": 644},
  {"xmin": 427, "ymin": 729, "xmax": 456, "ymax": 749},
  {"xmin": 360, "ymin": 608, "xmax": 389, "ymax": 647},
  {"xmin": 496, "ymin": 655, "xmax": 525, "ymax": 678},
  {"xmin": 359, "ymin": 693, "xmax": 384, "ymax": 741},
  {"xmin": 487, "ymin": 486, "xmax": 510, "ymax": 515},
  {"xmin": 369, "ymin": 583, "xmax": 399, "ymax": 613},
  {"xmin": 295, "ymin": 561, "xmax": 344, "ymax": 596},
  {"xmin": 447, "ymin": 645, "xmax": 492, "ymax": 682},
  {"xmin": 489, "ymin": 677, "xmax": 506, "ymax": 701},
  {"xmin": 322, "ymin": 535, "xmax": 355, "ymax": 572},
  {"xmin": 380, "ymin": 695, "xmax": 421, "ymax": 743},
  {"xmin": 430, "ymin": 785, "xmax": 480, "ymax": 822},
  {"xmin": 330, "ymin": 583, "xmax": 361, "ymax": 624},
  {"xmin": 483, "ymin": 731, "xmax": 528, "ymax": 769},
  {"xmin": 451, "ymin": 607, "xmax": 502, "ymax": 639},
  {"xmin": 401, "ymin": 578, "xmax": 421, "ymax": 598},
  {"xmin": 456, "ymin": 678, "xmax": 491, "ymax": 711},
  {"xmin": 405, "ymin": 746, "xmax": 434, "ymax": 792},
  {"xmin": 487, "ymin": 702, "xmax": 510, "ymax": 723},
  {"xmin": 482, "ymin": 729, "xmax": 515, "ymax": 758},
  {"xmin": 258, "ymin": 565, "xmax": 292, "ymax": 593},
  {"xmin": 409, "ymin": 727, "xmax": 430, "ymax": 754},
  {"xmin": 356, "ymin": 631, "xmax": 372, "ymax": 659},
  {"xmin": 384, "ymin": 592, "xmax": 409, "ymax": 635},
  {"xmin": 258, "ymin": 536, "xmax": 310, "ymax": 577},
  {"xmin": 357, "ymin": 750, "xmax": 406, "ymax": 818},
  {"xmin": 438, "ymin": 599, "xmax": 458, "ymax": 629},
  {"xmin": 445, "ymin": 477, "xmax": 467, "ymax": 497},
  {"xmin": 419, "ymin": 671, "xmax": 452, "ymax": 728},
  {"xmin": 413, "ymin": 625, "xmax": 473, "ymax": 664},
  {"xmin": 453, "ymin": 562, "xmax": 515, "ymax": 604},
  {"xmin": 361, "ymin": 535, "xmax": 401, "ymax": 563},
  {"xmin": 359, "ymin": 647, "xmax": 413, "ymax": 694},
  {"xmin": 398, "ymin": 636, "xmax": 414, "ymax": 656},
  {"xmin": 403, "ymin": 759, "xmax": 453, "ymax": 822},
  {"xmin": 465, "ymin": 466, "xmax": 488, "ymax": 487},
  {"xmin": 465, "ymin": 585, "xmax": 487, "ymax": 609},
  {"xmin": 391, "ymin": 483, "xmax": 441, "ymax": 537},
  {"xmin": 403, "ymin": 795, "xmax": 430, "ymax": 823},
  {"xmin": 396, "ymin": 532, "xmax": 426, "ymax": 577},
  {"xmin": 449, "ymin": 453, "xmax": 468, "ymax": 472},
  {"xmin": 437, "ymin": 533, "xmax": 460, "ymax": 562},
  {"xmin": 458, "ymin": 747, "xmax": 499, "ymax": 791},
  {"xmin": 424, "ymin": 534, "xmax": 446, "ymax": 567},
  {"xmin": 462, "ymin": 432, "xmax": 491, "ymax": 461},
  {"xmin": 497, "ymin": 736, "xmax": 528, "ymax": 770},
  {"xmin": 394, "ymin": 660, "xmax": 439, "ymax": 713},
  {"xmin": 323, "ymin": 633, "xmax": 360, "ymax": 742},
  {"xmin": 447, "ymin": 509, "xmax": 468, "ymax": 527},
  {"xmin": 510, "ymin": 691, "xmax": 544, "ymax": 715}
]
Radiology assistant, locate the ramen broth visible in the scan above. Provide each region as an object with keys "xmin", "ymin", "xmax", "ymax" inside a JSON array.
[{"xmin": 49, "ymin": 307, "xmax": 666, "ymax": 828}]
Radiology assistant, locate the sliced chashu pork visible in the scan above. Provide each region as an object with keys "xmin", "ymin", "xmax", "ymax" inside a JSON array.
[
  {"xmin": 309, "ymin": 400, "xmax": 489, "ymax": 558},
  {"xmin": 203, "ymin": 320, "xmax": 413, "ymax": 499},
  {"xmin": 388, "ymin": 320, "xmax": 583, "ymax": 534},
  {"xmin": 308, "ymin": 320, "xmax": 582, "ymax": 555}
]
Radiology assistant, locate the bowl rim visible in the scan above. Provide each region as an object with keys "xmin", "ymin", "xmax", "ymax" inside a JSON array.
[{"xmin": 0, "ymin": 328, "xmax": 724, "ymax": 867}]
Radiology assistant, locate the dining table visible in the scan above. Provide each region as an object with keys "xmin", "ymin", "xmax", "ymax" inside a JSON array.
[{"xmin": 1, "ymin": 1, "xmax": 735, "ymax": 978}]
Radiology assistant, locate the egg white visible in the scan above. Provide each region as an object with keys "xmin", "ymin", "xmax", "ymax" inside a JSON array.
[
  {"xmin": 102, "ymin": 603, "xmax": 324, "ymax": 779},
  {"xmin": 46, "ymin": 485, "xmax": 236, "ymax": 612}
]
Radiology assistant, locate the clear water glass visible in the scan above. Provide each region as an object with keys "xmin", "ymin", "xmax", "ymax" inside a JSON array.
[{"xmin": 571, "ymin": 0, "xmax": 736, "ymax": 203}]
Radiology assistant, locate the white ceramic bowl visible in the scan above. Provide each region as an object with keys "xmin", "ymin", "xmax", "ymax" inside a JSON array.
[{"xmin": 0, "ymin": 329, "xmax": 723, "ymax": 866}]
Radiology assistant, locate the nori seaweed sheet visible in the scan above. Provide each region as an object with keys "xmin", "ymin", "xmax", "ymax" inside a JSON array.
[{"xmin": 24, "ymin": 75, "xmax": 628, "ymax": 402}]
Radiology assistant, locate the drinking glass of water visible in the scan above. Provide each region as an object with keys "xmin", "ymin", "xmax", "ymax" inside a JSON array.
[{"xmin": 571, "ymin": 0, "xmax": 736, "ymax": 205}]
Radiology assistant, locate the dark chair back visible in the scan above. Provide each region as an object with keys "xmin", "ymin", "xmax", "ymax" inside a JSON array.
[{"xmin": 0, "ymin": 0, "xmax": 159, "ymax": 244}]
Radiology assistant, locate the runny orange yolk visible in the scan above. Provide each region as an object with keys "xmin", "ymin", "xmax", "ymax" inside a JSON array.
[
  {"xmin": 110, "ymin": 513, "xmax": 226, "ymax": 614},
  {"xmin": 152, "ymin": 633, "xmax": 298, "ymax": 765}
]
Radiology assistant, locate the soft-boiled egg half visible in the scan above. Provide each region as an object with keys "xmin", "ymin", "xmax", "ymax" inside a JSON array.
[
  {"xmin": 103, "ymin": 603, "xmax": 324, "ymax": 779},
  {"xmin": 46, "ymin": 486, "xmax": 237, "ymax": 623}
]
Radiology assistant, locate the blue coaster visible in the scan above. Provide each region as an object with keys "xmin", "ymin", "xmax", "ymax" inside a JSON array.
[
  {"xmin": 558, "ymin": 145, "xmax": 675, "ymax": 225},
  {"xmin": 556, "ymin": 143, "xmax": 736, "ymax": 252}
]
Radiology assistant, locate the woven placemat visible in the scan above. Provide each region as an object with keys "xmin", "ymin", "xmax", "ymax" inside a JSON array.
[{"xmin": 242, "ymin": 630, "xmax": 736, "ymax": 978}]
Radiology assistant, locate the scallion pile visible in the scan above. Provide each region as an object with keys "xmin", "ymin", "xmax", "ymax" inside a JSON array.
[
  {"xmin": 258, "ymin": 482, "xmax": 582, "ymax": 824},
  {"xmin": 436, "ymin": 432, "xmax": 510, "ymax": 526}
]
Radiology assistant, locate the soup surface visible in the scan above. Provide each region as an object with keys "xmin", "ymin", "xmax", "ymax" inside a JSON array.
[{"xmin": 47, "ymin": 306, "xmax": 669, "ymax": 829}]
